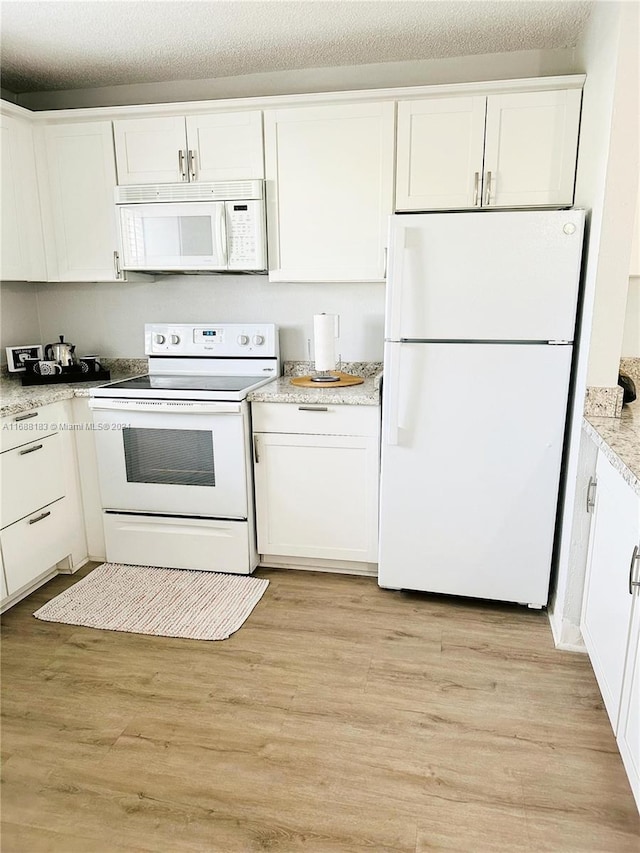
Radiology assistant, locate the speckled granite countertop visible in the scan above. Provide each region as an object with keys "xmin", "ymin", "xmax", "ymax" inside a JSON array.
[
  {"xmin": 584, "ymin": 401, "xmax": 640, "ymax": 497},
  {"xmin": 0, "ymin": 359, "xmax": 147, "ymax": 417},
  {"xmin": 248, "ymin": 361, "xmax": 383, "ymax": 406}
]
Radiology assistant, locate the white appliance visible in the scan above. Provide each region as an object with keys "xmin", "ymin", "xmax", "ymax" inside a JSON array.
[
  {"xmin": 89, "ymin": 323, "xmax": 279, "ymax": 574},
  {"xmin": 115, "ymin": 180, "xmax": 267, "ymax": 272},
  {"xmin": 378, "ymin": 210, "xmax": 585, "ymax": 607}
]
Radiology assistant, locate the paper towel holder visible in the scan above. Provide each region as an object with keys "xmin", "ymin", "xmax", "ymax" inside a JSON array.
[
  {"xmin": 289, "ymin": 314, "xmax": 364, "ymax": 389},
  {"xmin": 310, "ymin": 313, "xmax": 340, "ymax": 382}
]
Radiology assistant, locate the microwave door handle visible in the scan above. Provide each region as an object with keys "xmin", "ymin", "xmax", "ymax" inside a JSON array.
[{"xmin": 216, "ymin": 204, "xmax": 228, "ymax": 268}]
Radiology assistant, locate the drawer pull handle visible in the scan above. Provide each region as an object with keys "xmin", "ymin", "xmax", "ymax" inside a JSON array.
[
  {"xmin": 298, "ymin": 406, "xmax": 328, "ymax": 412},
  {"xmin": 28, "ymin": 511, "xmax": 51, "ymax": 525},
  {"xmin": 629, "ymin": 545, "xmax": 640, "ymax": 595},
  {"xmin": 13, "ymin": 411, "xmax": 38, "ymax": 422},
  {"xmin": 586, "ymin": 476, "xmax": 597, "ymax": 512},
  {"xmin": 19, "ymin": 443, "xmax": 44, "ymax": 456}
]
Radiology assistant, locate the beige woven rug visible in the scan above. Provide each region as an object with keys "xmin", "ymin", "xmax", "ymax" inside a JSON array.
[{"xmin": 34, "ymin": 563, "xmax": 269, "ymax": 641}]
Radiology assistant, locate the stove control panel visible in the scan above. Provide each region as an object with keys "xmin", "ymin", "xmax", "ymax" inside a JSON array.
[{"xmin": 145, "ymin": 323, "xmax": 279, "ymax": 358}]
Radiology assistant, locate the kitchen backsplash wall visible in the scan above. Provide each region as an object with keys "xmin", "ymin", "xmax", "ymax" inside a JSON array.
[
  {"xmin": 0, "ymin": 281, "xmax": 41, "ymax": 362},
  {"xmin": 30, "ymin": 277, "xmax": 385, "ymax": 363}
]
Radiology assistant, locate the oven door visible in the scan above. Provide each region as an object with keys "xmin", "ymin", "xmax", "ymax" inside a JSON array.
[{"xmin": 89, "ymin": 399, "xmax": 248, "ymax": 518}]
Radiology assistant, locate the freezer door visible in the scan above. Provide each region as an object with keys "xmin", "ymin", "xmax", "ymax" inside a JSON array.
[
  {"xmin": 378, "ymin": 341, "xmax": 573, "ymax": 605},
  {"xmin": 385, "ymin": 210, "xmax": 584, "ymax": 342}
]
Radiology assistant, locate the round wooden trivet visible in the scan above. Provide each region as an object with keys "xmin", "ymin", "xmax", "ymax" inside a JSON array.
[{"xmin": 289, "ymin": 373, "xmax": 365, "ymax": 388}]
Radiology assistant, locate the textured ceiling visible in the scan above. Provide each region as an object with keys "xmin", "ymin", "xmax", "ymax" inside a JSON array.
[{"xmin": 1, "ymin": 1, "xmax": 593, "ymax": 95}]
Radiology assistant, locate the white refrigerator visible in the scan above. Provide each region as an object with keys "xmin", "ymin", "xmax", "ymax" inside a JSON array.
[{"xmin": 378, "ymin": 210, "xmax": 585, "ymax": 607}]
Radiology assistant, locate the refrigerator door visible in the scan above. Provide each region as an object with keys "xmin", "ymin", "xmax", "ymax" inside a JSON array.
[
  {"xmin": 385, "ymin": 210, "xmax": 584, "ymax": 343},
  {"xmin": 378, "ymin": 341, "xmax": 572, "ymax": 605}
]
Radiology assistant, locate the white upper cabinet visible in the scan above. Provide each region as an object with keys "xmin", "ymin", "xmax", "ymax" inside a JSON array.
[
  {"xmin": 39, "ymin": 121, "xmax": 124, "ymax": 281},
  {"xmin": 483, "ymin": 89, "xmax": 582, "ymax": 208},
  {"xmin": 1, "ymin": 112, "xmax": 47, "ymax": 281},
  {"xmin": 113, "ymin": 111, "xmax": 264, "ymax": 184},
  {"xmin": 396, "ymin": 88, "xmax": 582, "ymax": 210},
  {"xmin": 265, "ymin": 101, "xmax": 395, "ymax": 282},
  {"xmin": 396, "ymin": 97, "xmax": 486, "ymax": 211}
]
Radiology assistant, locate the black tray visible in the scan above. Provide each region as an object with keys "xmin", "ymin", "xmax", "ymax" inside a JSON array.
[{"xmin": 21, "ymin": 368, "xmax": 111, "ymax": 386}]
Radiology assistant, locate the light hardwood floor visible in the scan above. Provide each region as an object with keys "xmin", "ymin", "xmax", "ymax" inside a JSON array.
[{"xmin": 1, "ymin": 564, "xmax": 639, "ymax": 852}]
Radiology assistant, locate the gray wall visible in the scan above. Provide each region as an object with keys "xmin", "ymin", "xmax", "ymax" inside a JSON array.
[
  {"xmin": 33, "ymin": 277, "xmax": 386, "ymax": 363},
  {"xmin": 0, "ymin": 281, "xmax": 41, "ymax": 364}
]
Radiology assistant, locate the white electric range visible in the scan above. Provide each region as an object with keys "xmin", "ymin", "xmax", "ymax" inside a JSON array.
[{"xmin": 88, "ymin": 323, "xmax": 279, "ymax": 574}]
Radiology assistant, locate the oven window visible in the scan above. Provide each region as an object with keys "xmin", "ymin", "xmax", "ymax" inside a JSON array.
[{"xmin": 123, "ymin": 428, "xmax": 215, "ymax": 487}]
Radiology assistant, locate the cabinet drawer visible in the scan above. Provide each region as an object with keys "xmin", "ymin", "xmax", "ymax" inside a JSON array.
[
  {"xmin": 0, "ymin": 401, "xmax": 65, "ymax": 452},
  {"xmin": 252, "ymin": 402, "xmax": 380, "ymax": 436},
  {"xmin": 1, "ymin": 497, "xmax": 73, "ymax": 595},
  {"xmin": 0, "ymin": 433, "xmax": 66, "ymax": 529}
]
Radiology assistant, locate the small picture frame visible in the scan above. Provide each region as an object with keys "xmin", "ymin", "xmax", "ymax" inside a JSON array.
[{"xmin": 6, "ymin": 345, "xmax": 44, "ymax": 372}]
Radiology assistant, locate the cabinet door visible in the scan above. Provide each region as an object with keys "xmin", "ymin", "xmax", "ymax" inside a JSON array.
[
  {"xmin": 581, "ymin": 451, "xmax": 640, "ymax": 730},
  {"xmin": 42, "ymin": 122, "xmax": 122, "ymax": 281},
  {"xmin": 0, "ymin": 113, "xmax": 46, "ymax": 281},
  {"xmin": 254, "ymin": 432, "xmax": 379, "ymax": 562},
  {"xmin": 618, "ymin": 568, "xmax": 640, "ymax": 812},
  {"xmin": 395, "ymin": 97, "xmax": 486, "ymax": 211},
  {"xmin": 483, "ymin": 89, "xmax": 581, "ymax": 208},
  {"xmin": 0, "ymin": 547, "xmax": 7, "ymax": 602},
  {"xmin": 185, "ymin": 111, "xmax": 264, "ymax": 181},
  {"xmin": 0, "ymin": 433, "xmax": 66, "ymax": 530},
  {"xmin": 1, "ymin": 114, "xmax": 29, "ymax": 280},
  {"xmin": 113, "ymin": 116, "xmax": 187, "ymax": 184},
  {"xmin": 1, "ymin": 497, "xmax": 73, "ymax": 596},
  {"xmin": 265, "ymin": 102, "xmax": 395, "ymax": 281}
]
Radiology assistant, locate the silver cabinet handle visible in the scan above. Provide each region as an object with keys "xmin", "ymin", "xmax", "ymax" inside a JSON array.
[
  {"xmin": 28, "ymin": 511, "xmax": 51, "ymax": 525},
  {"xmin": 586, "ymin": 476, "xmax": 597, "ymax": 512},
  {"xmin": 178, "ymin": 149, "xmax": 187, "ymax": 180},
  {"xmin": 19, "ymin": 443, "xmax": 43, "ymax": 456},
  {"xmin": 113, "ymin": 250, "xmax": 122, "ymax": 280},
  {"xmin": 383, "ymin": 247, "xmax": 388, "ymax": 278},
  {"xmin": 484, "ymin": 171, "xmax": 493, "ymax": 205},
  {"xmin": 188, "ymin": 149, "xmax": 196, "ymax": 181},
  {"xmin": 253, "ymin": 435, "xmax": 260, "ymax": 464},
  {"xmin": 629, "ymin": 545, "xmax": 640, "ymax": 595},
  {"xmin": 473, "ymin": 172, "xmax": 480, "ymax": 206},
  {"xmin": 298, "ymin": 406, "xmax": 328, "ymax": 412},
  {"xmin": 13, "ymin": 411, "xmax": 38, "ymax": 422}
]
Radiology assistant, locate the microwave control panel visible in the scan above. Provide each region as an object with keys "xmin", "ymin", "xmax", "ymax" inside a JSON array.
[{"xmin": 226, "ymin": 200, "xmax": 267, "ymax": 271}]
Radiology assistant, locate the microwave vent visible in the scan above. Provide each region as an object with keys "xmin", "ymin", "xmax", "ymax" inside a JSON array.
[{"xmin": 115, "ymin": 180, "xmax": 264, "ymax": 204}]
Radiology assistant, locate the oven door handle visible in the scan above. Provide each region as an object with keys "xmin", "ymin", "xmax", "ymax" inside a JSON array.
[{"xmin": 88, "ymin": 398, "xmax": 242, "ymax": 414}]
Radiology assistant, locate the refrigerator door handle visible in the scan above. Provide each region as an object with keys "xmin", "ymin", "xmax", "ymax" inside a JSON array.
[
  {"xmin": 384, "ymin": 344, "xmax": 401, "ymax": 446},
  {"xmin": 386, "ymin": 225, "xmax": 408, "ymax": 341}
]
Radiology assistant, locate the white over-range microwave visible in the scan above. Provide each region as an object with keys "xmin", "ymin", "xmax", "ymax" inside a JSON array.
[{"xmin": 115, "ymin": 179, "xmax": 267, "ymax": 273}]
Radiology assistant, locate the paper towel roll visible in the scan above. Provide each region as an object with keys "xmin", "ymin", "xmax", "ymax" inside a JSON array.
[{"xmin": 313, "ymin": 313, "xmax": 339, "ymax": 372}]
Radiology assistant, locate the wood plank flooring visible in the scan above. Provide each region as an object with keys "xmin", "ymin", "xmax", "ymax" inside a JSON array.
[{"xmin": 1, "ymin": 564, "xmax": 639, "ymax": 852}]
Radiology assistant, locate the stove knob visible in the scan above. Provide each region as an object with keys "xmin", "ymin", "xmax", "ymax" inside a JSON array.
[
  {"xmin": 154, "ymin": 334, "xmax": 166, "ymax": 345},
  {"xmin": 237, "ymin": 334, "xmax": 250, "ymax": 345},
  {"xmin": 170, "ymin": 334, "xmax": 181, "ymax": 345},
  {"xmin": 252, "ymin": 335, "xmax": 265, "ymax": 346}
]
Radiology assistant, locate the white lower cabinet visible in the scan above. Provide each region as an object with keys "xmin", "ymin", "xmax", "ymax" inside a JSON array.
[
  {"xmin": 0, "ymin": 400, "xmax": 87, "ymax": 607},
  {"xmin": 1, "ymin": 497, "xmax": 75, "ymax": 595},
  {"xmin": 252, "ymin": 402, "xmax": 380, "ymax": 566},
  {"xmin": 0, "ymin": 548, "xmax": 6, "ymax": 600},
  {"xmin": 619, "ymin": 574, "xmax": 640, "ymax": 811},
  {"xmin": 581, "ymin": 448, "xmax": 640, "ymax": 810}
]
